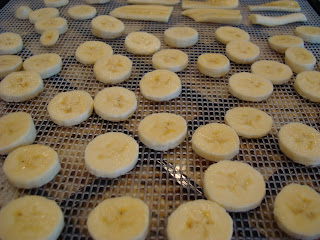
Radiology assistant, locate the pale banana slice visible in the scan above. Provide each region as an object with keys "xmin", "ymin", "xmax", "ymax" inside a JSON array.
[
  {"xmin": 225, "ymin": 107, "xmax": 273, "ymax": 138},
  {"xmin": 248, "ymin": 1, "xmax": 301, "ymax": 12},
  {"xmin": 44, "ymin": 0, "xmax": 69, "ymax": 8},
  {"xmin": 140, "ymin": 69, "xmax": 182, "ymax": 101},
  {"xmin": 0, "ymin": 71, "xmax": 43, "ymax": 102},
  {"xmin": 268, "ymin": 35, "xmax": 304, "ymax": 54},
  {"xmin": 35, "ymin": 17, "xmax": 68, "ymax": 35},
  {"xmin": 294, "ymin": 71, "xmax": 320, "ymax": 103},
  {"xmin": 279, "ymin": 122, "xmax": 320, "ymax": 166},
  {"xmin": 29, "ymin": 8, "xmax": 59, "ymax": 24},
  {"xmin": 23, "ymin": 53, "xmax": 62, "ymax": 79},
  {"xmin": 0, "ymin": 55, "xmax": 22, "ymax": 78},
  {"xmin": 228, "ymin": 72, "xmax": 273, "ymax": 102},
  {"xmin": 226, "ymin": 40, "xmax": 260, "ymax": 64},
  {"xmin": 109, "ymin": 5, "xmax": 173, "ymax": 22},
  {"xmin": 191, "ymin": 123, "xmax": 239, "ymax": 161},
  {"xmin": 94, "ymin": 54, "xmax": 132, "ymax": 84},
  {"xmin": 0, "ymin": 112, "xmax": 36, "ymax": 155},
  {"xmin": 167, "ymin": 200, "xmax": 233, "ymax": 240},
  {"xmin": 68, "ymin": 5, "xmax": 97, "ymax": 20},
  {"xmin": 249, "ymin": 13, "xmax": 307, "ymax": 27},
  {"xmin": 129, "ymin": 0, "xmax": 179, "ymax": 5},
  {"xmin": 15, "ymin": 6, "xmax": 32, "ymax": 20},
  {"xmin": 93, "ymin": 87, "xmax": 137, "ymax": 121},
  {"xmin": 164, "ymin": 27, "xmax": 198, "ymax": 48},
  {"xmin": 285, "ymin": 47, "xmax": 316, "ymax": 74},
  {"xmin": 295, "ymin": 26, "xmax": 320, "ymax": 44},
  {"xmin": 138, "ymin": 113, "xmax": 187, "ymax": 151},
  {"xmin": 87, "ymin": 196, "xmax": 149, "ymax": 240},
  {"xmin": 0, "ymin": 195, "xmax": 64, "ymax": 240},
  {"xmin": 48, "ymin": 90, "xmax": 94, "ymax": 127},
  {"xmin": 197, "ymin": 53, "xmax": 230, "ymax": 78},
  {"xmin": 0, "ymin": 32, "xmax": 23, "ymax": 55},
  {"xmin": 215, "ymin": 26, "xmax": 250, "ymax": 44},
  {"xmin": 86, "ymin": 0, "xmax": 110, "ymax": 4},
  {"xmin": 152, "ymin": 49, "xmax": 188, "ymax": 72},
  {"xmin": 40, "ymin": 29, "xmax": 59, "ymax": 47},
  {"xmin": 125, "ymin": 32, "xmax": 160, "ymax": 55},
  {"xmin": 76, "ymin": 41, "xmax": 113, "ymax": 65},
  {"xmin": 182, "ymin": 0, "xmax": 238, "ymax": 10},
  {"xmin": 91, "ymin": 15, "xmax": 125, "ymax": 39},
  {"xmin": 251, "ymin": 60, "xmax": 293, "ymax": 85}
]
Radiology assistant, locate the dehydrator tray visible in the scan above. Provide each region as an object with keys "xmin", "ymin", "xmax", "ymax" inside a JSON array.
[{"xmin": 0, "ymin": 0, "xmax": 319, "ymax": 239}]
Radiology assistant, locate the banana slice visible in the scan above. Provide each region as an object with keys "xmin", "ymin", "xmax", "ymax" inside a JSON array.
[
  {"xmin": 68, "ymin": 5, "xmax": 97, "ymax": 20},
  {"xmin": 215, "ymin": 26, "xmax": 249, "ymax": 44},
  {"xmin": 0, "ymin": 55, "xmax": 22, "ymax": 78},
  {"xmin": 47, "ymin": 90, "xmax": 94, "ymax": 127},
  {"xmin": 129, "ymin": 0, "xmax": 179, "ymax": 5},
  {"xmin": 294, "ymin": 71, "xmax": 320, "ymax": 103},
  {"xmin": 251, "ymin": 60, "xmax": 293, "ymax": 85},
  {"xmin": 0, "ymin": 71, "xmax": 43, "ymax": 102},
  {"xmin": 29, "ymin": 8, "xmax": 59, "ymax": 24},
  {"xmin": 182, "ymin": 0, "xmax": 238, "ymax": 10},
  {"xmin": 94, "ymin": 54, "xmax": 132, "ymax": 84},
  {"xmin": 91, "ymin": 15, "xmax": 125, "ymax": 39},
  {"xmin": 76, "ymin": 41, "xmax": 113, "ymax": 65},
  {"xmin": 285, "ymin": 47, "xmax": 316, "ymax": 74},
  {"xmin": 228, "ymin": 72, "xmax": 273, "ymax": 102},
  {"xmin": 197, "ymin": 53, "xmax": 230, "ymax": 78},
  {"xmin": 86, "ymin": 0, "xmax": 110, "ymax": 3},
  {"xmin": 279, "ymin": 122, "xmax": 320, "ymax": 166},
  {"xmin": 249, "ymin": 13, "xmax": 307, "ymax": 27},
  {"xmin": 268, "ymin": 35, "xmax": 304, "ymax": 54},
  {"xmin": 226, "ymin": 40, "xmax": 260, "ymax": 64},
  {"xmin": 164, "ymin": 27, "xmax": 198, "ymax": 48},
  {"xmin": 35, "ymin": 17, "xmax": 68, "ymax": 35},
  {"xmin": 138, "ymin": 113, "xmax": 187, "ymax": 151},
  {"xmin": 15, "ymin": 6, "xmax": 32, "ymax": 20},
  {"xmin": 44, "ymin": 0, "xmax": 69, "ymax": 8},
  {"xmin": 152, "ymin": 49, "xmax": 188, "ymax": 72},
  {"xmin": 125, "ymin": 32, "xmax": 160, "ymax": 55},
  {"xmin": 40, "ymin": 29, "xmax": 59, "ymax": 47},
  {"xmin": 248, "ymin": 0, "xmax": 301, "ymax": 12},
  {"xmin": 87, "ymin": 196, "xmax": 149, "ymax": 240},
  {"xmin": 0, "ymin": 112, "xmax": 36, "ymax": 155},
  {"xmin": 274, "ymin": 184, "xmax": 320, "ymax": 239},
  {"xmin": 225, "ymin": 107, "xmax": 272, "ymax": 138},
  {"xmin": 0, "ymin": 32, "xmax": 23, "ymax": 55},
  {"xmin": 93, "ymin": 87, "xmax": 137, "ymax": 121},
  {"xmin": 23, "ymin": 53, "xmax": 62, "ymax": 79},
  {"xmin": 167, "ymin": 199, "xmax": 233, "ymax": 240},
  {"xmin": 295, "ymin": 26, "xmax": 320, "ymax": 44},
  {"xmin": 0, "ymin": 195, "xmax": 64, "ymax": 240},
  {"xmin": 140, "ymin": 69, "xmax": 182, "ymax": 102}
]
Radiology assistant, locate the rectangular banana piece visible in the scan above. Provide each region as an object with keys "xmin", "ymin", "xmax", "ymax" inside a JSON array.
[
  {"xmin": 182, "ymin": 0, "xmax": 238, "ymax": 10},
  {"xmin": 128, "ymin": 0, "xmax": 179, "ymax": 5},
  {"xmin": 248, "ymin": 0, "xmax": 301, "ymax": 12},
  {"xmin": 249, "ymin": 13, "xmax": 307, "ymax": 27},
  {"xmin": 109, "ymin": 5, "xmax": 173, "ymax": 22}
]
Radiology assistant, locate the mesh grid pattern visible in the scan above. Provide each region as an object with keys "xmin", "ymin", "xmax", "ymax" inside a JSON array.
[{"xmin": 0, "ymin": 0, "xmax": 319, "ymax": 239}]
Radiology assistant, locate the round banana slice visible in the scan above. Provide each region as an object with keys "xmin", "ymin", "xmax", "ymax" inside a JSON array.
[
  {"xmin": 91, "ymin": 15, "xmax": 125, "ymax": 39},
  {"xmin": 251, "ymin": 60, "xmax": 293, "ymax": 85},
  {"xmin": 0, "ymin": 32, "xmax": 23, "ymax": 55},
  {"xmin": 23, "ymin": 53, "xmax": 62, "ymax": 79},
  {"xmin": 76, "ymin": 41, "xmax": 113, "ymax": 65},
  {"xmin": 140, "ymin": 69, "xmax": 182, "ymax": 102},
  {"xmin": 152, "ymin": 49, "xmax": 188, "ymax": 72},
  {"xmin": 47, "ymin": 90, "xmax": 94, "ymax": 127},
  {"xmin": 68, "ymin": 5, "xmax": 97, "ymax": 20},
  {"xmin": 164, "ymin": 27, "xmax": 198, "ymax": 48},
  {"xmin": 295, "ymin": 26, "xmax": 320, "ymax": 44},
  {"xmin": 285, "ymin": 47, "xmax": 316, "ymax": 74},
  {"xmin": 228, "ymin": 72, "xmax": 273, "ymax": 102},
  {"xmin": 0, "ymin": 112, "xmax": 36, "ymax": 155},
  {"xmin": 0, "ymin": 55, "xmax": 22, "ymax": 78},
  {"xmin": 40, "ymin": 29, "xmax": 59, "ymax": 47},
  {"xmin": 29, "ymin": 8, "xmax": 59, "ymax": 24},
  {"xmin": 294, "ymin": 71, "xmax": 320, "ymax": 103},
  {"xmin": 279, "ymin": 122, "xmax": 320, "ymax": 166},
  {"xmin": 86, "ymin": 0, "xmax": 110, "ymax": 3},
  {"xmin": 215, "ymin": 26, "xmax": 250, "ymax": 44},
  {"xmin": 191, "ymin": 123, "xmax": 239, "ymax": 162},
  {"xmin": 197, "ymin": 53, "xmax": 230, "ymax": 77},
  {"xmin": 85, "ymin": 132, "xmax": 139, "ymax": 178},
  {"xmin": 274, "ymin": 184, "xmax": 320, "ymax": 239},
  {"xmin": 44, "ymin": 0, "xmax": 69, "ymax": 8},
  {"xmin": 35, "ymin": 17, "xmax": 68, "ymax": 35},
  {"xmin": 0, "ymin": 195, "xmax": 64, "ymax": 240},
  {"xmin": 226, "ymin": 40, "xmax": 260, "ymax": 64},
  {"xmin": 225, "ymin": 107, "xmax": 273, "ymax": 138},
  {"xmin": 138, "ymin": 113, "xmax": 187, "ymax": 151},
  {"xmin": 125, "ymin": 32, "xmax": 160, "ymax": 55},
  {"xmin": 87, "ymin": 196, "xmax": 149, "ymax": 240},
  {"xmin": 93, "ymin": 87, "xmax": 137, "ymax": 121},
  {"xmin": 0, "ymin": 71, "xmax": 43, "ymax": 102},
  {"xmin": 15, "ymin": 6, "xmax": 32, "ymax": 20},
  {"xmin": 167, "ymin": 200, "xmax": 233, "ymax": 240},
  {"xmin": 94, "ymin": 54, "xmax": 132, "ymax": 84},
  {"xmin": 204, "ymin": 160, "xmax": 266, "ymax": 212},
  {"xmin": 268, "ymin": 35, "xmax": 304, "ymax": 54}
]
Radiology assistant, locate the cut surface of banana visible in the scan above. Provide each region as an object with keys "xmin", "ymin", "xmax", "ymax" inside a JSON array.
[
  {"xmin": 294, "ymin": 71, "xmax": 320, "ymax": 103},
  {"xmin": 278, "ymin": 122, "xmax": 320, "ymax": 166},
  {"xmin": 228, "ymin": 72, "xmax": 273, "ymax": 102},
  {"xmin": 87, "ymin": 196, "xmax": 149, "ymax": 240},
  {"xmin": 68, "ymin": 5, "xmax": 97, "ymax": 20},
  {"xmin": 40, "ymin": 29, "xmax": 59, "ymax": 47},
  {"xmin": 164, "ymin": 27, "xmax": 198, "ymax": 48},
  {"xmin": 0, "ymin": 112, "xmax": 36, "ymax": 155},
  {"xmin": 35, "ymin": 17, "xmax": 68, "ymax": 35},
  {"xmin": 274, "ymin": 184, "xmax": 320, "ymax": 239},
  {"xmin": 91, "ymin": 15, "xmax": 125, "ymax": 39},
  {"xmin": 167, "ymin": 199, "xmax": 233, "ymax": 240},
  {"xmin": 94, "ymin": 87, "xmax": 137, "ymax": 121},
  {"xmin": 15, "ymin": 6, "xmax": 32, "ymax": 20},
  {"xmin": 125, "ymin": 32, "xmax": 160, "ymax": 55},
  {"xmin": 248, "ymin": 0, "xmax": 301, "ymax": 12},
  {"xmin": 268, "ymin": 34, "xmax": 304, "ymax": 54},
  {"xmin": 76, "ymin": 41, "xmax": 113, "ymax": 65},
  {"xmin": 226, "ymin": 40, "xmax": 260, "ymax": 64},
  {"xmin": 0, "ymin": 55, "xmax": 22, "ymax": 78},
  {"xmin": 129, "ymin": 0, "xmax": 179, "ymax": 5},
  {"xmin": 0, "ymin": 195, "xmax": 64, "ymax": 240},
  {"xmin": 152, "ymin": 49, "xmax": 188, "ymax": 72},
  {"xmin": 295, "ymin": 26, "xmax": 320, "ymax": 44},
  {"xmin": 249, "ymin": 13, "xmax": 307, "ymax": 27},
  {"xmin": 215, "ymin": 26, "xmax": 250, "ymax": 44},
  {"xmin": 44, "ymin": 0, "xmax": 69, "ymax": 8},
  {"xmin": 285, "ymin": 47, "xmax": 316, "ymax": 74},
  {"xmin": 138, "ymin": 113, "xmax": 187, "ymax": 151},
  {"xmin": 86, "ymin": 0, "xmax": 110, "ymax": 3},
  {"xmin": 29, "ymin": 8, "xmax": 59, "ymax": 24},
  {"xmin": 47, "ymin": 90, "xmax": 94, "ymax": 127},
  {"xmin": 0, "ymin": 32, "xmax": 23, "ymax": 55},
  {"xmin": 182, "ymin": 0, "xmax": 239, "ymax": 10},
  {"xmin": 197, "ymin": 53, "xmax": 230, "ymax": 78}
]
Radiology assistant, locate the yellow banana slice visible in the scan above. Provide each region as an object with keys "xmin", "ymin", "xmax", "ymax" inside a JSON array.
[
  {"xmin": 294, "ymin": 71, "xmax": 320, "ymax": 103},
  {"xmin": 197, "ymin": 53, "xmax": 230, "ymax": 77},
  {"xmin": 0, "ymin": 32, "xmax": 23, "ymax": 55},
  {"xmin": 68, "ymin": 5, "xmax": 97, "ymax": 20},
  {"xmin": 0, "ymin": 55, "xmax": 22, "ymax": 78},
  {"xmin": 44, "ymin": 0, "xmax": 69, "ymax": 8},
  {"xmin": 76, "ymin": 41, "xmax": 113, "ymax": 65},
  {"xmin": 215, "ymin": 26, "xmax": 250, "ymax": 44},
  {"xmin": 14, "ymin": 6, "xmax": 32, "ymax": 19},
  {"xmin": 268, "ymin": 34, "xmax": 304, "ymax": 54},
  {"xmin": 249, "ymin": 13, "xmax": 307, "ymax": 27},
  {"xmin": 91, "ymin": 15, "xmax": 125, "ymax": 39},
  {"xmin": 86, "ymin": 0, "xmax": 110, "ymax": 3},
  {"xmin": 35, "ymin": 17, "xmax": 68, "ymax": 35},
  {"xmin": 164, "ymin": 27, "xmax": 198, "ymax": 48},
  {"xmin": 285, "ymin": 47, "xmax": 316, "ymax": 74},
  {"xmin": 295, "ymin": 26, "xmax": 320, "ymax": 44},
  {"xmin": 152, "ymin": 49, "xmax": 188, "ymax": 72},
  {"xmin": 128, "ymin": 0, "xmax": 179, "ymax": 5},
  {"xmin": 125, "ymin": 32, "xmax": 160, "ymax": 55},
  {"xmin": 248, "ymin": 0, "xmax": 301, "ymax": 12},
  {"xmin": 182, "ymin": 0, "xmax": 238, "ymax": 9},
  {"xmin": 226, "ymin": 40, "xmax": 260, "ymax": 64},
  {"xmin": 28, "ymin": 8, "xmax": 59, "ymax": 24},
  {"xmin": 40, "ymin": 29, "xmax": 59, "ymax": 47}
]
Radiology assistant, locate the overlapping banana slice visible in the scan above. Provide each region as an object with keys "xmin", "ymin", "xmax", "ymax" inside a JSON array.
[
  {"xmin": 0, "ymin": 55, "xmax": 22, "ymax": 78},
  {"xmin": 128, "ymin": 0, "xmax": 179, "ymax": 5},
  {"xmin": 249, "ymin": 13, "xmax": 307, "ymax": 27},
  {"xmin": 182, "ymin": 0, "xmax": 238, "ymax": 9},
  {"xmin": 268, "ymin": 34, "xmax": 304, "ymax": 54},
  {"xmin": 125, "ymin": 32, "xmax": 160, "ymax": 55},
  {"xmin": 226, "ymin": 40, "xmax": 260, "ymax": 64},
  {"xmin": 29, "ymin": 8, "xmax": 59, "ymax": 24},
  {"xmin": 295, "ymin": 26, "xmax": 320, "ymax": 43},
  {"xmin": 15, "ymin": 6, "xmax": 32, "ymax": 19},
  {"xmin": 40, "ymin": 29, "xmax": 60, "ymax": 47},
  {"xmin": 68, "ymin": 5, "xmax": 97, "ymax": 20},
  {"xmin": 0, "ymin": 32, "xmax": 23, "ymax": 55},
  {"xmin": 197, "ymin": 53, "xmax": 230, "ymax": 77},
  {"xmin": 248, "ymin": 0, "xmax": 301, "ymax": 12},
  {"xmin": 294, "ymin": 71, "xmax": 320, "ymax": 103},
  {"xmin": 285, "ymin": 47, "xmax": 316, "ymax": 73},
  {"xmin": 44, "ymin": 0, "xmax": 69, "ymax": 8},
  {"xmin": 91, "ymin": 15, "xmax": 125, "ymax": 39},
  {"xmin": 152, "ymin": 49, "xmax": 188, "ymax": 72},
  {"xmin": 164, "ymin": 27, "xmax": 198, "ymax": 48},
  {"xmin": 35, "ymin": 17, "xmax": 68, "ymax": 35},
  {"xmin": 76, "ymin": 41, "xmax": 113, "ymax": 65},
  {"xmin": 215, "ymin": 26, "xmax": 250, "ymax": 44}
]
